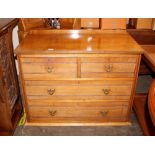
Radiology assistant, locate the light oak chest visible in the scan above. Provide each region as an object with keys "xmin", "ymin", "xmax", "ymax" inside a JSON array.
[{"xmin": 16, "ymin": 30, "xmax": 143, "ymax": 126}]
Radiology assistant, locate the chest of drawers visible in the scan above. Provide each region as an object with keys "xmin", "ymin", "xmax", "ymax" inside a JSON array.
[{"xmin": 16, "ymin": 30, "xmax": 143, "ymax": 126}]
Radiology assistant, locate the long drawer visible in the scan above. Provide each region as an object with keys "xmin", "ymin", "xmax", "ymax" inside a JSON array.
[
  {"xmin": 28, "ymin": 106, "xmax": 128, "ymax": 119},
  {"xmin": 25, "ymin": 80, "xmax": 133, "ymax": 100},
  {"xmin": 27, "ymin": 99, "xmax": 129, "ymax": 107}
]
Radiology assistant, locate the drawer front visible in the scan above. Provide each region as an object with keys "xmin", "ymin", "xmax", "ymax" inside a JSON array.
[
  {"xmin": 81, "ymin": 56, "xmax": 137, "ymax": 78},
  {"xmin": 21, "ymin": 57, "xmax": 77, "ymax": 79},
  {"xmin": 28, "ymin": 106, "xmax": 128, "ymax": 119},
  {"xmin": 25, "ymin": 80, "xmax": 133, "ymax": 100},
  {"xmin": 21, "ymin": 57, "xmax": 76, "ymax": 63},
  {"xmin": 81, "ymin": 63, "xmax": 136, "ymax": 78},
  {"xmin": 81, "ymin": 56, "xmax": 137, "ymax": 63},
  {"xmin": 27, "ymin": 99, "xmax": 129, "ymax": 107}
]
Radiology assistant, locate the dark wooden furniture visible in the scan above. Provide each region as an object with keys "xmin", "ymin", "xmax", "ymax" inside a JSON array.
[
  {"xmin": 127, "ymin": 30, "xmax": 155, "ymax": 75},
  {"xmin": 134, "ymin": 94, "xmax": 155, "ymax": 135},
  {"xmin": 148, "ymin": 80, "xmax": 155, "ymax": 126},
  {"xmin": 133, "ymin": 45, "xmax": 155, "ymax": 136},
  {"xmin": 0, "ymin": 19, "xmax": 23, "ymax": 136},
  {"xmin": 141, "ymin": 45, "xmax": 155, "ymax": 72}
]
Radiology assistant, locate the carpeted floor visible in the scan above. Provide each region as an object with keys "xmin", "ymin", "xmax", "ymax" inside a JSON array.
[
  {"xmin": 14, "ymin": 112, "xmax": 143, "ymax": 136},
  {"xmin": 13, "ymin": 75, "xmax": 152, "ymax": 136}
]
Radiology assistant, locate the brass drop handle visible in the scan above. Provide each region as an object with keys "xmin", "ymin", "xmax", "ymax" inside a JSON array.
[
  {"xmin": 102, "ymin": 89, "xmax": 111, "ymax": 95},
  {"xmin": 100, "ymin": 110, "xmax": 109, "ymax": 117},
  {"xmin": 104, "ymin": 64, "xmax": 113, "ymax": 72},
  {"xmin": 49, "ymin": 110, "xmax": 57, "ymax": 116},
  {"xmin": 47, "ymin": 89, "xmax": 55, "ymax": 95},
  {"xmin": 47, "ymin": 66, "xmax": 53, "ymax": 73}
]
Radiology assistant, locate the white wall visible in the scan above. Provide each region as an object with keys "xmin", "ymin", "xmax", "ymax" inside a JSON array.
[
  {"xmin": 12, "ymin": 26, "xmax": 19, "ymax": 74},
  {"xmin": 12, "ymin": 25, "xmax": 19, "ymax": 49}
]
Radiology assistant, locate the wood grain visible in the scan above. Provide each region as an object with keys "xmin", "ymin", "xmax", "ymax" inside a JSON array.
[
  {"xmin": 25, "ymin": 83, "xmax": 132, "ymax": 96},
  {"xmin": 27, "ymin": 99, "xmax": 129, "ymax": 107},
  {"xmin": 16, "ymin": 30, "xmax": 142, "ymax": 125},
  {"xmin": 148, "ymin": 80, "xmax": 155, "ymax": 126},
  {"xmin": 28, "ymin": 106, "xmax": 127, "ymax": 119},
  {"xmin": 15, "ymin": 30, "xmax": 143, "ymax": 55}
]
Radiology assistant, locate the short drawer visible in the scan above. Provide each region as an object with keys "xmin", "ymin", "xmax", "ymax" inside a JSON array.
[
  {"xmin": 81, "ymin": 62, "xmax": 136, "ymax": 78},
  {"xmin": 28, "ymin": 106, "xmax": 128, "ymax": 119},
  {"xmin": 21, "ymin": 57, "xmax": 76, "ymax": 63},
  {"xmin": 20, "ymin": 57, "xmax": 77, "ymax": 79},
  {"xmin": 21, "ymin": 61, "xmax": 77, "ymax": 79},
  {"xmin": 25, "ymin": 80, "xmax": 133, "ymax": 100},
  {"xmin": 81, "ymin": 56, "xmax": 137, "ymax": 63},
  {"xmin": 81, "ymin": 56, "xmax": 137, "ymax": 78}
]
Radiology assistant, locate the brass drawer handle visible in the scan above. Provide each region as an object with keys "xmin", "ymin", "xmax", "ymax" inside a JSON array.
[
  {"xmin": 47, "ymin": 66, "xmax": 53, "ymax": 73},
  {"xmin": 104, "ymin": 64, "xmax": 113, "ymax": 72},
  {"xmin": 47, "ymin": 89, "xmax": 55, "ymax": 95},
  {"xmin": 49, "ymin": 110, "xmax": 57, "ymax": 116},
  {"xmin": 100, "ymin": 110, "xmax": 109, "ymax": 117},
  {"xmin": 102, "ymin": 89, "xmax": 111, "ymax": 95}
]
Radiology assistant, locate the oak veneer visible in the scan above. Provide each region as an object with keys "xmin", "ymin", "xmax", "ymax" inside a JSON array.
[
  {"xmin": 16, "ymin": 30, "xmax": 143, "ymax": 126},
  {"xmin": 16, "ymin": 30, "xmax": 143, "ymax": 54}
]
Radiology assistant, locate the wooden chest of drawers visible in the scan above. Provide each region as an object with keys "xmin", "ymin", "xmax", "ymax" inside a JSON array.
[{"xmin": 16, "ymin": 30, "xmax": 143, "ymax": 126}]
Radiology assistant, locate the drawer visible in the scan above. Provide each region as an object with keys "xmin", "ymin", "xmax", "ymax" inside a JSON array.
[
  {"xmin": 21, "ymin": 58, "xmax": 77, "ymax": 80},
  {"xmin": 28, "ymin": 106, "xmax": 128, "ymax": 119},
  {"xmin": 28, "ymin": 99, "xmax": 129, "ymax": 107},
  {"xmin": 21, "ymin": 57, "xmax": 76, "ymax": 63},
  {"xmin": 21, "ymin": 61, "xmax": 77, "ymax": 79},
  {"xmin": 81, "ymin": 62, "xmax": 136, "ymax": 78},
  {"xmin": 81, "ymin": 56, "xmax": 137, "ymax": 63},
  {"xmin": 81, "ymin": 56, "xmax": 137, "ymax": 78},
  {"xmin": 25, "ymin": 80, "xmax": 133, "ymax": 100}
]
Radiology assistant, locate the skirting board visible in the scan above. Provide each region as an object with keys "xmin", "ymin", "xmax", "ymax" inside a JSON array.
[{"xmin": 25, "ymin": 122, "xmax": 131, "ymax": 126}]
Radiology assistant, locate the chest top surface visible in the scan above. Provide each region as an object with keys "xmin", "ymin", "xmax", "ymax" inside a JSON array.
[{"xmin": 15, "ymin": 30, "xmax": 143, "ymax": 55}]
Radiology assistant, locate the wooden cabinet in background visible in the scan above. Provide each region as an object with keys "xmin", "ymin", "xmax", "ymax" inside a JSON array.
[
  {"xmin": 18, "ymin": 18, "xmax": 47, "ymax": 42},
  {"xmin": 0, "ymin": 19, "xmax": 23, "ymax": 135},
  {"xmin": 130, "ymin": 18, "xmax": 153, "ymax": 29},
  {"xmin": 152, "ymin": 19, "xmax": 155, "ymax": 30},
  {"xmin": 18, "ymin": 18, "xmax": 128, "ymax": 42},
  {"xmin": 81, "ymin": 18, "xmax": 100, "ymax": 28},
  {"xmin": 101, "ymin": 18, "xmax": 127, "ymax": 29}
]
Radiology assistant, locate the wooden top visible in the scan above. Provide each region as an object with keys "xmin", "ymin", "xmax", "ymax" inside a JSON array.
[
  {"xmin": 15, "ymin": 30, "xmax": 143, "ymax": 55},
  {"xmin": 0, "ymin": 18, "xmax": 18, "ymax": 34},
  {"xmin": 141, "ymin": 45, "xmax": 155, "ymax": 72}
]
